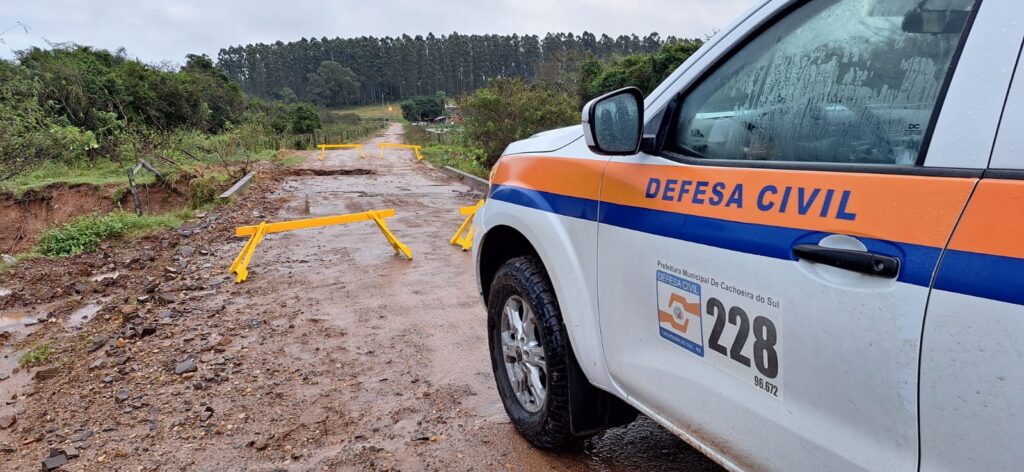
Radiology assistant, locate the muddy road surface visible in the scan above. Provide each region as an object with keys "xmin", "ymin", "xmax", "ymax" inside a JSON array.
[{"xmin": 0, "ymin": 123, "xmax": 722, "ymax": 471}]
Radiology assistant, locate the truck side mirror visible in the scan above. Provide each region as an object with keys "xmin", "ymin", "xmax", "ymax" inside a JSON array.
[{"xmin": 582, "ymin": 87, "xmax": 644, "ymax": 155}]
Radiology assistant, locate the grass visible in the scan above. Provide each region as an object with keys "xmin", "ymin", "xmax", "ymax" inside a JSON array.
[
  {"xmin": 2, "ymin": 160, "xmax": 158, "ymax": 197},
  {"xmin": 317, "ymin": 121, "xmax": 389, "ymax": 145},
  {"xmin": 400, "ymin": 123, "xmax": 489, "ymax": 179},
  {"xmin": 420, "ymin": 145, "xmax": 490, "ymax": 179},
  {"xmin": 34, "ymin": 210, "xmax": 190, "ymax": 257},
  {"xmin": 334, "ymin": 103, "xmax": 405, "ymax": 122},
  {"xmin": 0, "ymin": 147, "xmax": 287, "ymax": 201},
  {"xmin": 19, "ymin": 343, "xmax": 52, "ymax": 367},
  {"xmin": 276, "ymin": 152, "xmax": 305, "ymax": 167}
]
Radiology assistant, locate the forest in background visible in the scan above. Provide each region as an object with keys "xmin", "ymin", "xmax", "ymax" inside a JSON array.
[{"xmin": 216, "ymin": 32, "xmax": 687, "ymax": 107}]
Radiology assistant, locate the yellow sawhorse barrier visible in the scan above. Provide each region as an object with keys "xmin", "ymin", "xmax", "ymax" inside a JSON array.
[
  {"xmin": 450, "ymin": 200, "xmax": 484, "ymax": 251},
  {"xmin": 229, "ymin": 209, "xmax": 412, "ymax": 283},
  {"xmin": 318, "ymin": 144, "xmax": 366, "ymax": 160},
  {"xmin": 228, "ymin": 222, "xmax": 268, "ymax": 283},
  {"xmin": 378, "ymin": 143, "xmax": 423, "ymax": 161}
]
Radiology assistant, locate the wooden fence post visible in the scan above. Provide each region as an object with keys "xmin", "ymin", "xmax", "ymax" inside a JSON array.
[{"xmin": 126, "ymin": 167, "xmax": 143, "ymax": 216}]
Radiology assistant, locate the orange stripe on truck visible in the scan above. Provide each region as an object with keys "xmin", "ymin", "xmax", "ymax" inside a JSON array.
[
  {"xmin": 947, "ymin": 179, "xmax": 1024, "ymax": 260},
  {"xmin": 491, "ymin": 156, "xmax": 606, "ymax": 201}
]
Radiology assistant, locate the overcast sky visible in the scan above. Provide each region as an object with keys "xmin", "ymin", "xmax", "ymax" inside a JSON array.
[{"xmin": 1, "ymin": 0, "xmax": 757, "ymax": 65}]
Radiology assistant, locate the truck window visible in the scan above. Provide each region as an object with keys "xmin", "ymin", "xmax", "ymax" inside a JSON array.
[{"xmin": 669, "ymin": 0, "xmax": 978, "ymax": 165}]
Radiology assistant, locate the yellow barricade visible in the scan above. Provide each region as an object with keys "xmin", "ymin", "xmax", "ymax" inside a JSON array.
[
  {"xmin": 229, "ymin": 209, "xmax": 412, "ymax": 283},
  {"xmin": 378, "ymin": 143, "xmax": 423, "ymax": 161},
  {"xmin": 450, "ymin": 200, "xmax": 484, "ymax": 251},
  {"xmin": 318, "ymin": 144, "xmax": 366, "ymax": 160},
  {"xmin": 228, "ymin": 222, "xmax": 267, "ymax": 283}
]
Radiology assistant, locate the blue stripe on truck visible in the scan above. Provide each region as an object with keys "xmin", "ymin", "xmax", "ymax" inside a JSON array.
[{"xmin": 489, "ymin": 184, "xmax": 1024, "ymax": 305}]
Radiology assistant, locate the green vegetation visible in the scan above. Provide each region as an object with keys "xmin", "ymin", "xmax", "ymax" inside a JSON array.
[
  {"xmin": 35, "ymin": 211, "xmax": 189, "ymax": 257},
  {"xmin": 335, "ymin": 102, "xmax": 403, "ymax": 121},
  {"xmin": 400, "ymin": 93, "xmax": 446, "ymax": 122},
  {"xmin": 218, "ymin": 32, "xmax": 681, "ymax": 105},
  {"xmin": 579, "ymin": 40, "xmax": 704, "ymax": 103},
  {"xmin": 19, "ymin": 343, "xmax": 53, "ymax": 367},
  {"xmin": 0, "ymin": 44, "xmax": 349, "ymax": 191},
  {"xmin": 307, "ymin": 61, "xmax": 361, "ymax": 107},
  {"xmin": 0, "ymin": 34, "xmax": 702, "ymax": 264},
  {"xmin": 2, "ymin": 160, "xmax": 156, "ymax": 196},
  {"xmin": 421, "ymin": 145, "xmax": 490, "ymax": 179},
  {"xmin": 2, "ymin": 35, "xmax": 701, "ymax": 191},
  {"xmin": 403, "ymin": 125, "xmax": 489, "ymax": 179},
  {"xmin": 398, "ymin": 39, "xmax": 703, "ymax": 176},
  {"xmin": 284, "ymin": 103, "xmax": 321, "ymax": 134},
  {"xmin": 317, "ymin": 111, "xmax": 388, "ymax": 144},
  {"xmin": 463, "ymin": 78, "xmax": 579, "ymax": 166}
]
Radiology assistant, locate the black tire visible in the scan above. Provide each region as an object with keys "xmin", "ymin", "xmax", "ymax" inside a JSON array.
[{"xmin": 487, "ymin": 255, "xmax": 576, "ymax": 450}]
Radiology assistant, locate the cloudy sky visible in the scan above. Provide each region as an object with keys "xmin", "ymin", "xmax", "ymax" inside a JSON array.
[{"xmin": 1, "ymin": 0, "xmax": 756, "ymax": 64}]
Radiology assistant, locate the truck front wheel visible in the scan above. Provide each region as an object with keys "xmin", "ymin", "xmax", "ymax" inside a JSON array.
[{"xmin": 487, "ymin": 255, "xmax": 576, "ymax": 450}]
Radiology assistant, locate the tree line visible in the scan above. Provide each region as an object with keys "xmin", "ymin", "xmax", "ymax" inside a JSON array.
[{"xmin": 216, "ymin": 32, "xmax": 684, "ymax": 107}]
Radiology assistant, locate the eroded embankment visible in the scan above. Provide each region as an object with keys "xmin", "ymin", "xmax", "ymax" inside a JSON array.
[{"xmin": 1, "ymin": 183, "xmax": 188, "ymax": 254}]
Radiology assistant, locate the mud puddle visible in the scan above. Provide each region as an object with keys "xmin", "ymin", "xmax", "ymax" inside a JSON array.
[
  {"xmin": 283, "ymin": 168, "xmax": 375, "ymax": 177},
  {"xmin": 67, "ymin": 303, "xmax": 102, "ymax": 328},
  {"xmin": 0, "ymin": 348, "xmax": 29, "ymax": 402},
  {"xmin": 89, "ymin": 271, "xmax": 120, "ymax": 282},
  {"xmin": 0, "ymin": 311, "xmax": 41, "ymax": 333}
]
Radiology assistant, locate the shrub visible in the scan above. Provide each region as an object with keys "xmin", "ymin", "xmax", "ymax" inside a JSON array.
[
  {"xmin": 579, "ymin": 40, "xmax": 703, "ymax": 103},
  {"xmin": 287, "ymin": 103, "xmax": 321, "ymax": 134},
  {"xmin": 400, "ymin": 92, "xmax": 446, "ymax": 122},
  {"xmin": 463, "ymin": 78, "xmax": 578, "ymax": 166},
  {"xmin": 187, "ymin": 173, "xmax": 230, "ymax": 208}
]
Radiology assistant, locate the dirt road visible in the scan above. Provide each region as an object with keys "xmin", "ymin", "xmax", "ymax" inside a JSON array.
[{"xmin": 0, "ymin": 123, "xmax": 721, "ymax": 471}]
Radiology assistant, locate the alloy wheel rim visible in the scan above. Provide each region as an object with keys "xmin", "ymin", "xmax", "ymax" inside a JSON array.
[{"xmin": 500, "ymin": 295, "xmax": 548, "ymax": 413}]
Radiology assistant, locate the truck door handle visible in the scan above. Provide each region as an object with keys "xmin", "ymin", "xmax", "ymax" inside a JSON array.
[{"xmin": 792, "ymin": 244, "xmax": 900, "ymax": 278}]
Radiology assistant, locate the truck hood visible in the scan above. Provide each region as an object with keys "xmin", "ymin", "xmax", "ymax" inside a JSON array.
[{"xmin": 503, "ymin": 125, "xmax": 583, "ymax": 156}]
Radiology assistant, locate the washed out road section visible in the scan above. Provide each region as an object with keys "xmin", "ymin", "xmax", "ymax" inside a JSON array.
[{"xmin": 0, "ymin": 123, "xmax": 721, "ymax": 471}]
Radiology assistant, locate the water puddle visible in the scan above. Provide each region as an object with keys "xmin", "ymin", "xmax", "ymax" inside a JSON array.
[
  {"xmin": 90, "ymin": 271, "xmax": 120, "ymax": 282},
  {"xmin": 0, "ymin": 311, "xmax": 40, "ymax": 334},
  {"xmin": 0, "ymin": 350, "xmax": 29, "ymax": 405},
  {"xmin": 67, "ymin": 304, "xmax": 102, "ymax": 328}
]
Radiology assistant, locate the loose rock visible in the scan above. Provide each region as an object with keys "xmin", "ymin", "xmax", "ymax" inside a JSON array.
[
  {"xmin": 175, "ymin": 358, "xmax": 197, "ymax": 375},
  {"xmin": 33, "ymin": 367, "xmax": 60, "ymax": 381},
  {"xmin": 41, "ymin": 453, "xmax": 67, "ymax": 471}
]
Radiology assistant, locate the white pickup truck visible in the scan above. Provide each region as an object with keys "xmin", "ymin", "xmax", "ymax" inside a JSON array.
[{"xmin": 472, "ymin": 0, "xmax": 1024, "ymax": 470}]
